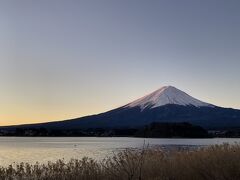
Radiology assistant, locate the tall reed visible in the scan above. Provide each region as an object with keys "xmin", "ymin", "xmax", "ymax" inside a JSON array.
[{"xmin": 0, "ymin": 143, "xmax": 240, "ymax": 180}]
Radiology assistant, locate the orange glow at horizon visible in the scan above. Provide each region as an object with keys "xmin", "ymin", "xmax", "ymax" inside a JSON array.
[{"xmin": 0, "ymin": 87, "xmax": 239, "ymax": 126}]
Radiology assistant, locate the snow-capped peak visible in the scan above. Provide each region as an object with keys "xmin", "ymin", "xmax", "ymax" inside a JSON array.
[{"xmin": 125, "ymin": 86, "xmax": 214, "ymax": 110}]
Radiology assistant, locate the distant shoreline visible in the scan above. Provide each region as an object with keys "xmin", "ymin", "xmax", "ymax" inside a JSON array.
[{"xmin": 1, "ymin": 122, "xmax": 240, "ymax": 138}]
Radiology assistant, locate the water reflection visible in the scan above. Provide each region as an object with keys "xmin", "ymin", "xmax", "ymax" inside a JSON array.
[{"xmin": 0, "ymin": 137, "xmax": 239, "ymax": 166}]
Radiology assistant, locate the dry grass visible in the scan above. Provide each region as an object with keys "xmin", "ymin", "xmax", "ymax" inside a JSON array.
[{"xmin": 0, "ymin": 144, "xmax": 240, "ymax": 180}]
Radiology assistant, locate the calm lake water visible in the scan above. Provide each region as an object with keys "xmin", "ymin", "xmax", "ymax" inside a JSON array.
[{"xmin": 0, "ymin": 137, "xmax": 240, "ymax": 166}]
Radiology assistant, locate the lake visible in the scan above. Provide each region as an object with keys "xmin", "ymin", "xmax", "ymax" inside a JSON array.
[{"xmin": 0, "ymin": 137, "xmax": 240, "ymax": 166}]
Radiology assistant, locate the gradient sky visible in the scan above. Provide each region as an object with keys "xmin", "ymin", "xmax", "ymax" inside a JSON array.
[{"xmin": 0, "ymin": 0, "xmax": 240, "ymax": 126}]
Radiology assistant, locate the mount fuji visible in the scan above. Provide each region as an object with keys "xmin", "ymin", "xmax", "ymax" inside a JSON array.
[
  {"xmin": 125, "ymin": 86, "xmax": 214, "ymax": 110},
  {"xmin": 4, "ymin": 86, "xmax": 240, "ymax": 129}
]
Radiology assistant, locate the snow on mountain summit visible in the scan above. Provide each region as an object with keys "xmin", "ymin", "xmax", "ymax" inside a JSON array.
[{"xmin": 125, "ymin": 86, "xmax": 214, "ymax": 110}]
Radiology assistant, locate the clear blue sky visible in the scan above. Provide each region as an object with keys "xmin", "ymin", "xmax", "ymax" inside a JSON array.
[{"xmin": 0, "ymin": 0, "xmax": 240, "ymax": 125}]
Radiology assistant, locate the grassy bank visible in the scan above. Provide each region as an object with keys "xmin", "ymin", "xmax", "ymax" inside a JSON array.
[{"xmin": 0, "ymin": 144, "xmax": 240, "ymax": 180}]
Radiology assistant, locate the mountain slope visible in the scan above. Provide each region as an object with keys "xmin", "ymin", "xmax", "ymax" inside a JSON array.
[{"xmin": 2, "ymin": 86, "xmax": 240, "ymax": 130}]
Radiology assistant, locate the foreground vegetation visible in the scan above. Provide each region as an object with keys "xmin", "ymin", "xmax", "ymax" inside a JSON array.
[{"xmin": 0, "ymin": 144, "xmax": 240, "ymax": 180}]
